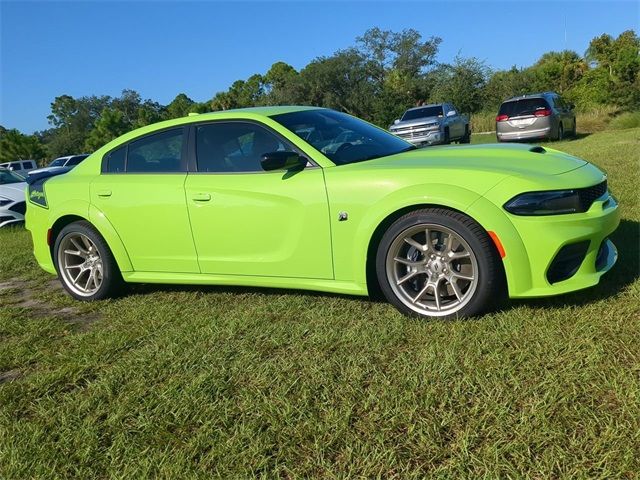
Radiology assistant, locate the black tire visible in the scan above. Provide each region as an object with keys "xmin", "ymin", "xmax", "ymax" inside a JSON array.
[
  {"xmin": 556, "ymin": 123, "xmax": 564, "ymax": 141},
  {"xmin": 460, "ymin": 125, "xmax": 471, "ymax": 144},
  {"xmin": 443, "ymin": 127, "xmax": 451, "ymax": 145},
  {"xmin": 375, "ymin": 208, "xmax": 505, "ymax": 320},
  {"xmin": 53, "ymin": 221, "xmax": 125, "ymax": 301},
  {"xmin": 571, "ymin": 118, "xmax": 577, "ymax": 137}
]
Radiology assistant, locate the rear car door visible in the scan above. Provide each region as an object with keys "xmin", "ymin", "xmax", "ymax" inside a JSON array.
[
  {"xmin": 91, "ymin": 127, "xmax": 199, "ymax": 273},
  {"xmin": 184, "ymin": 121, "xmax": 333, "ymax": 279}
]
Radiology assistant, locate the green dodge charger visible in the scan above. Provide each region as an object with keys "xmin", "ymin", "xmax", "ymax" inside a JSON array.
[{"xmin": 25, "ymin": 107, "xmax": 619, "ymax": 319}]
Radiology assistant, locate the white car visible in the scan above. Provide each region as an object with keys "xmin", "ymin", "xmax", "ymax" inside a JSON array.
[
  {"xmin": 0, "ymin": 168, "xmax": 27, "ymax": 227},
  {"xmin": 0, "ymin": 160, "xmax": 38, "ymax": 176},
  {"xmin": 28, "ymin": 154, "xmax": 89, "ymax": 176}
]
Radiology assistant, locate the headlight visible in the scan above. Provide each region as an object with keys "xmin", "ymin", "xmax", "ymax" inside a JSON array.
[
  {"xmin": 0, "ymin": 196, "xmax": 12, "ymax": 207},
  {"xmin": 424, "ymin": 122, "xmax": 439, "ymax": 129},
  {"xmin": 503, "ymin": 190, "xmax": 582, "ymax": 216}
]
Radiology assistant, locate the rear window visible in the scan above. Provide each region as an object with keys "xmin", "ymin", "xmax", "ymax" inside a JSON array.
[
  {"xmin": 66, "ymin": 155, "xmax": 88, "ymax": 166},
  {"xmin": 402, "ymin": 106, "xmax": 444, "ymax": 121},
  {"xmin": 49, "ymin": 158, "xmax": 67, "ymax": 167},
  {"xmin": 499, "ymin": 98, "xmax": 550, "ymax": 117}
]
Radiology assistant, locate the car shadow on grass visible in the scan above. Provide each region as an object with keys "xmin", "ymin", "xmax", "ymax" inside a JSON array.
[{"xmin": 509, "ymin": 218, "xmax": 639, "ymax": 310}]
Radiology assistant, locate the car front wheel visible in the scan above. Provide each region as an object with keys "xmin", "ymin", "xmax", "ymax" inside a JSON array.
[
  {"xmin": 376, "ymin": 208, "xmax": 504, "ymax": 319},
  {"xmin": 53, "ymin": 221, "xmax": 124, "ymax": 301}
]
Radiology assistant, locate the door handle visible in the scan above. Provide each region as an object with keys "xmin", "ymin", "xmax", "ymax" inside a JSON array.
[
  {"xmin": 97, "ymin": 189, "xmax": 112, "ymax": 197},
  {"xmin": 192, "ymin": 193, "xmax": 211, "ymax": 202}
]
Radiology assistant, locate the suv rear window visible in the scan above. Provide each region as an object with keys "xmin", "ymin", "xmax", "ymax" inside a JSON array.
[
  {"xmin": 402, "ymin": 106, "xmax": 444, "ymax": 121},
  {"xmin": 499, "ymin": 98, "xmax": 550, "ymax": 117},
  {"xmin": 66, "ymin": 155, "xmax": 88, "ymax": 167}
]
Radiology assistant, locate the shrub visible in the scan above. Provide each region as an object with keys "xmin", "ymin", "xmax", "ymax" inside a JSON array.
[{"xmin": 608, "ymin": 111, "xmax": 640, "ymax": 130}]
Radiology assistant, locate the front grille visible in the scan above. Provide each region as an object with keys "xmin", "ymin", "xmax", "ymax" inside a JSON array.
[
  {"xmin": 577, "ymin": 180, "xmax": 607, "ymax": 212},
  {"xmin": 392, "ymin": 125, "xmax": 437, "ymax": 139},
  {"xmin": 547, "ymin": 240, "xmax": 590, "ymax": 284},
  {"xmin": 8, "ymin": 201, "xmax": 26, "ymax": 215}
]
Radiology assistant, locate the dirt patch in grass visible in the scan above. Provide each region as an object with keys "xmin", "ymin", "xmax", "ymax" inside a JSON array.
[
  {"xmin": 0, "ymin": 369, "xmax": 23, "ymax": 384},
  {"xmin": 0, "ymin": 277, "xmax": 102, "ymax": 330}
]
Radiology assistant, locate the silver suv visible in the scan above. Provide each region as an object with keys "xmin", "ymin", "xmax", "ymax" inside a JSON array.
[
  {"xmin": 389, "ymin": 103, "xmax": 470, "ymax": 146},
  {"xmin": 496, "ymin": 92, "xmax": 576, "ymax": 142}
]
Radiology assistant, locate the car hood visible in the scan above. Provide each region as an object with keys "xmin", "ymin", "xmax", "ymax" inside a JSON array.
[
  {"xmin": 390, "ymin": 116, "xmax": 442, "ymax": 130},
  {"xmin": 0, "ymin": 182, "xmax": 27, "ymax": 202},
  {"xmin": 354, "ymin": 143, "xmax": 587, "ymax": 176}
]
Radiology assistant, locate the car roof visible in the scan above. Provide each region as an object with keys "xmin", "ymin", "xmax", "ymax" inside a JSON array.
[
  {"xmin": 192, "ymin": 105, "xmax": 322, "ymax": 119},
  {"xmin": 503, "ymin": 92, "xmax": 557, "ymax": 102},
  {"xmin": 405, "ymin": 103, "xmax": 445, "ymax": 111},
  {"xmin": 54, "ymin": 154, "xmax": 89, "ymax": 160}
]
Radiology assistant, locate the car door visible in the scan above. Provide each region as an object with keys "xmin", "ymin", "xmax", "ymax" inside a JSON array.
[
  {"xmin": 446, "ymin": 105, "xmax": 464, "ymax": 139},
  {"xmin": 91, "ymin": 127, "xmax": 200, "ymax": 273},
  {"xmin": 184, "ymin": 121, "xmax": 333, "ymax": 279}
]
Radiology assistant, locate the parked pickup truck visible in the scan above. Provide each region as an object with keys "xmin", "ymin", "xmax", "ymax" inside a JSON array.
[{"xmin": 389, "ymin": 103, "xmax": 470, "ymax": 146}]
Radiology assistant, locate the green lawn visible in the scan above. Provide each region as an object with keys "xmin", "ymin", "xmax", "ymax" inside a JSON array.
[{"xmin": 1, "ymin": 128, "xmax": 639, "ymax": 478}]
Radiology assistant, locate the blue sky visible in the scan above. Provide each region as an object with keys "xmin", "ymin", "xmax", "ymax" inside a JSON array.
[{"xmin": 1, "ymin": 0, "xmax": 637, "ymax": 133}]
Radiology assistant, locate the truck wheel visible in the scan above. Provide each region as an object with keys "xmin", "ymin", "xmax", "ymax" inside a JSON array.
[
  {"xmin": 460, "ymin": 125, "xmax": 471, "ymax": 144},
  {"xmin": 443, "ymin": 127, "xmax": 450, "ymax": 145}
]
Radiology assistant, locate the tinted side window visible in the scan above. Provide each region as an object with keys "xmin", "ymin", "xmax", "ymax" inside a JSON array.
[
  {"xmin": 9, "ymin": 162, "xmax": 21, "ymax": 170},
  {"xmin": 195, "ymin": 123, "xmax": 292, "ymax": 173},
  {"xmin": 22, "ymin": 161, "xmax": 35, "ymax": 169},
  {"xmin": 105, "ymin": 147, "xmax": 126, "ymax": 173},
  {"xmin": 127, "ymin": 129, "xmax": 184, "ymax": 173}
]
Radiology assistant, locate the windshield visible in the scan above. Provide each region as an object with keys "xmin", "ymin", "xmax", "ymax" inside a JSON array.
[
  {"xmin": 402, "ymin": 106, "xmax": 444, "ymax": 121},
  {"xmin": 0, "ymin": 170, "xmax": 25, "ymax": 185},
  {"xmin": 49, "ymin": 158, "xmax": 67, "ymax": 167},
  {"xmin": 271, "ymin": 109, "xmax": 414, "ymax": 165}
]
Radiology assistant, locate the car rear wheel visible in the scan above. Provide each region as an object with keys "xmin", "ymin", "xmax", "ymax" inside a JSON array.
[
  {"xmin": 556, "ymin": 123, "xmax": 564, "ymax": 141},
  {"xmin": 53, "ymin": 221, "xmax": 124, "ymax": 301},
  {"xmin": 376, "ymin": 208, "xmax": 504, "ymax": 320}
]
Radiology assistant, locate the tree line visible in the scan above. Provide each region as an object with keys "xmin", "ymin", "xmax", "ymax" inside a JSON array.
[{"xmin": 1, "ymin": 28, "xmax": 638, "ymax": 164}]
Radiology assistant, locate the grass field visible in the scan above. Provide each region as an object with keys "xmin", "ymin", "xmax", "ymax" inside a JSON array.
[{"xmin": 1, "ymin": 128, "xmax": 639, "ymax": 478}]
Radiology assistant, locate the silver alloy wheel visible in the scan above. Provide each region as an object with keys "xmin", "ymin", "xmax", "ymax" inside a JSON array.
[
  {"xmin": 57, "ymin": 233, "xmax": 103, "ymax": 297},
  {"xmin": 385, "ymin": 224, "xmax": 479, "ymax": 317}
]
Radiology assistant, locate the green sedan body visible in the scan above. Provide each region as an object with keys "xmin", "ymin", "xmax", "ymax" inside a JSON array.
[{"xmin": 25, "ymin": 106, "xmax": 619, "ymax": 319}]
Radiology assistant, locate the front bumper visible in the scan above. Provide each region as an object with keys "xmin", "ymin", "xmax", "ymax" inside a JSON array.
[
  {"xmin": 497, "ymin": 126, "xmax": 551, "ymax": 141},
  {"xmin": 504, "ymin": 193, "xmax": 619, "ymax": 297}
]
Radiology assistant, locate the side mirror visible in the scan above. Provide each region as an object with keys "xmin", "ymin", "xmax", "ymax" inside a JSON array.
[
  {"xmin": 393, "ymin": 119, "xmax": 400, "ymax": 125},
  {"xmin": 261, "ymin": 151, "xmax": 306, "ymax": 171},
  {"xmin": 446, "ymin": 110, "xmax": 457, "ymax": 117}
]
